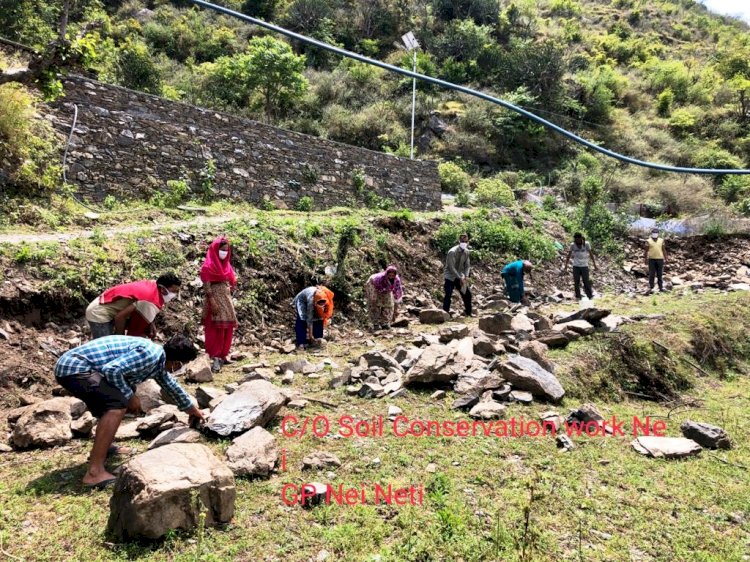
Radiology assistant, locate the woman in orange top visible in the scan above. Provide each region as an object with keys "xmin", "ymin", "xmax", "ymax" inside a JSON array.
[{"xmin": 293, "ymin": 285, "xmax": 334, "ymax": 349}]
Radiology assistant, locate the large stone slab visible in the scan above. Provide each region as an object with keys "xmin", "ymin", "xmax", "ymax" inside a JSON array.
[
  {"xmin": 553, "ymin": 320, "xmax": 594, "ymax": 335},
  {"xmin": 454, "ymin": 370, "xmax": 505, "ymax": 395},
  {"xmin": 419, "ymin": 308, "xmax": 450, "ymax": 324},
  {"xmin": 206, "ymin": 380, "xmax": 286, "ymax": 437},
  {"xmin": 631, "ymin": 436, "xmax": 702, "ymax": 459},
  {"xmin": 225, "ymin": 427, "xmax": 278, "ymax": 477},
  {"xmin": 534, "ymin": 330, "xmax": 570, "ymax": 348},
  {"xmin": 107, "ymin": 443, "xmax": 235, "ymax": 540},
  {"xmin": 148, "ymin": 427, "xmax": 202, "ymax": 450},
  {"xmin": 11, "ymin": 397, "xmax": 74, "ymax": 449},
  {"xmin": 499, "ymin": 355, "xmax": 565, "ymax": 402},
  {"xmin": 360, "ymin": 350, "xmax": 403, "ymax": 373},
  {"xmin": 554, "ymin": 307, "xmax": 611, "ymax": 325},
  {"xmin": 680, "ymin": 421, "xmax": 731, "ymax": 450},
  {"xmin": 518, "ymin": 341, "xmax": 554, "ymax": 373},
  {"xmin": 403, "ymin": 344, "xmax": 458, "ymax": 385}
]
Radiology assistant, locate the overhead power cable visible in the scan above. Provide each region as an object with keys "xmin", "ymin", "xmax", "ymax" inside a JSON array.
[{"xmin": 189, "ymin": 0, "xmax": 749, "ymax": 176}]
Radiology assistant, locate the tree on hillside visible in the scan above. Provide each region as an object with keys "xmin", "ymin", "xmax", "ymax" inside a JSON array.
[{"xmin": 203, "ymin": 36, "xmax": 308, "ymax": 120}]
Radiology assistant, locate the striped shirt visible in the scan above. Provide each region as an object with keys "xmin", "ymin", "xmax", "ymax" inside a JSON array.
[{"xmin": 54, "ymin": 336, "xmax": 194, "ymax": 410}]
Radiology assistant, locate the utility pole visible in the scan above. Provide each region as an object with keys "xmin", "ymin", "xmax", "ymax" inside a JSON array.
[{"xmin": 401, "ymin": 31, "xmax": 420, "ymax": 160}]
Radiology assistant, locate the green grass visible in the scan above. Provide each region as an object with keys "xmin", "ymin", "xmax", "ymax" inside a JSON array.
[{"xmin": 1, "ymin": 291, "xmax": 749, "ymax": 561}]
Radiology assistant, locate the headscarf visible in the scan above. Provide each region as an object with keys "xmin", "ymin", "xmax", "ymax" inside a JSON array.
[
  {"xmin": 100, "ymin": 280, "xmax": 163, "ymax": 309},
  {"xmin": 200, "ymin": 236, "xmax": 237, "ymax": 286},
  {"xmin": 371, "ymin": 265, "xmax": 404, "ymax": 302},
  {"xmin": 313, "ymin": 286, "xmax": 335, "ymax": 327}
]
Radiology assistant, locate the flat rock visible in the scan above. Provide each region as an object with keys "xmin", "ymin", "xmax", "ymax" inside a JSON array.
[
  {"xmin": 302, "ymin": 451, "xmax": 342, "ymax": 470},
  {"xmin": 107, "ymin": 443, "xmax": 235, "ymax": 540},
  {"xmin": 438, "ymin": 324, "xmax": 470, "ymax": 343},
  {"xmin": 511, "ymin": 314, "xmax": 535, "ymax": 333},
  {"xmin": 403, "ymin": 343, "xmax": 459, "ymax": 385},
  {"xmin": 518, "ymin": 341, "xmax": 555, "ymax": 373},
  {"xmin": 206, "ymin": 380, "xmax": 286, "ymax": 437},
  {"xmin": 419, "ymin": 308, "xmax": 450, "ymax": 324},
  {"xmin": 680, "ymin": 421, "xmax": 731, "ymax": 450},
  {"xmin": 196, "ymin": 386, "xmax": 226, "ymax": 409},
  {"xmin": 361, "ymin": 350, "xmax": 403, "ymax": 372},
  {"xmin": 554, "ymin": 307, "xmax": 611, "ymax": 325},
  {"xmin": 0, "ymin": 443, "xmax": 12, "ymax": 453},
  {"xmin": 454, "ymin": 369, "xmax": 504, "ymax": 395},
  {"xmin": 534, "ymin": 330, "xmax": 570, "ymax": 349},
  {"xmin": 469, "ymin": 401, "xmax": 506, "ymax": 420},
  {"xmin": 185, "ymin": 355, "xmax": 213, "ymax": 383},
  {"xmin": 287, "ymin": 399, "xmax": 308, "ymax": 409},
  {"xmin": 596, "ymin": 315, "xmax": 625, "ymax": 332},
  {"xmin": 478, "ymin": 313, "xmax": 513, "ymax": 335},
  {"xmin": 631, "ymin": 436, "xmax": 702, "ymax": 459},
  {"xmin": 451, "ymin": 393, "xmax": 480, "ymax": 411},
  {"xmin": 499, "ymin": 355, "xmax": 565, "ymax": 402},
  {"xmin": 11, "ymin": 397, "xmax": 74, "ymax": 449},
  {"xmin": 148, "ymin": 427, "xmax": 202, "ymax": 450},
  {"xmin": 225, "ymin": 427, "xmax": 278, "ymax": 477},
  {"xmin": 510, "ymin": 390, "xmax": 533, "ymax": 404},
  {"xmin": 553, "ymin": 320, "xmax": 595, "ymax": 335},
  {"xmin": 137, "ymin": 411, "xmax": 177, "ymax": 438},
  {"xmin": 277, "ymin": 358, "xmax": 310, "ymax": 374}
]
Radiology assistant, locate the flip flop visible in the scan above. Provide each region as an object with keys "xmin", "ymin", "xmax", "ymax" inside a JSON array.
[
  {"xmin": 85, "ymin": 477, "xmax": 117, "ymax": 490},
  {"xmin": 107, "ymin": 445, "xmax": 135, "ymax": 458}
]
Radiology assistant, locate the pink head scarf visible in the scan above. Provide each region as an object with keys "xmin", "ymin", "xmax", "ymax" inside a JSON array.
[
  {"xmin": 371, "ymin": 265, "xmax": 403, "ymax": 302},
  {"xmin": 200, "ymin": 236, "xmax": 237, "ymax": 286}
]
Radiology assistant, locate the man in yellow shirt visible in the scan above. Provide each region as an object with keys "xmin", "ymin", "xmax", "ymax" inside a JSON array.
[{"xmin": 644, "ymin": 228, "xmax": 667, "ymax": 293}]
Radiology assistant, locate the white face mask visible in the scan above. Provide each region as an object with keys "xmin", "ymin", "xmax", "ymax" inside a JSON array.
[
  {"xmin": 459, "ymin": 242, "xmax": 468, "ymax": 250},
  {"xmin": 163, "ymin": 290, "xmax": 178, "ymax": 303},
  {"xmin": 651, "ymin": 233, "xmax": 659, "ymax": 239},
  {"xmin": 218, "ymin": 250, "xmax": 229, "ymax": 260}
]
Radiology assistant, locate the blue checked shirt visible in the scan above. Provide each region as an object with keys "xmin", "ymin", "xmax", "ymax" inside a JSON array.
[{"xmin": 54, "ymin": 336, "xmax": 194, "ymax": 411}]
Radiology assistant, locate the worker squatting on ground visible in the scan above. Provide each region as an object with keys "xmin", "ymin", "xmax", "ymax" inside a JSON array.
[
  {"xmin": 54, "ymin": 335, "xmax": 204, "ymax": 488},
  {"xmin": 293, "ymin": 285, "xmax": 335, "ymax": 350},
  {"xmin": 364, "ymin": 265, "xmax": 404, "ymax": 331},
  {"xmin": 85, "ymin": 274, "xmax": 182, "ymax": 339},
  {"xmin": 502, "ymin": 259, "xmax": 533, "ymax": 305},
  {"xmin": 200, "ymin": 236, "xmax": 239, "ymax": 374},
  {"xmin": 562, "ymin": 233, "xmax": 598, "ymax": 300},
  {"xmin": 442, "ymin": 233, "xmax": 472, "ymax": 317}
]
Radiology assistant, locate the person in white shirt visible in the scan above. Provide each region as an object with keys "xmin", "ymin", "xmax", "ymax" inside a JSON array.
[{"xmin": 562, "ymin": 233, "xmax": 598, "ymax": 300}]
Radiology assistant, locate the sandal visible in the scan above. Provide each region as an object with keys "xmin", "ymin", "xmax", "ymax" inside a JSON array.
[{"xmin": 85, "ymin": 477, "xmax": 117, "ymax": 490}]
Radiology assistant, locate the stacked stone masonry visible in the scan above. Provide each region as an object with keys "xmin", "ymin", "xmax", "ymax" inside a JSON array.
[{"xmin": 46, "ymin": 75, "xmax": 441, "ymax": 211}]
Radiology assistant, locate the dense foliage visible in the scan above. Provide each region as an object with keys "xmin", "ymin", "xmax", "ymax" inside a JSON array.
[{"xmin": 2, "ymin": 0, "xmax": 750, "ymax": 219}]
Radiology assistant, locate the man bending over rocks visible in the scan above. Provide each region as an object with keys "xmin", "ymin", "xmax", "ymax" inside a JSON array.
[{"xmin": 54, "ymin": 335, "xmax": 204, "ymax": 489}]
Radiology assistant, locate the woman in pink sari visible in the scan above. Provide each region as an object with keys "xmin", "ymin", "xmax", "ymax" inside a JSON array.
[
  {"xmin": 200, "ymin": 236, "xmax": 238, "ymax": 373},
  {"xmin": 364, "ymin": 265, "xmax": 403, "ymax": 331}
]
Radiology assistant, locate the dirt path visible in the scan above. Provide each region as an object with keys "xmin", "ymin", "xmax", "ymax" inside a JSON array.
[{"xmin": 0, "ymin": 213, "xmax": 245, "ymax": 245}]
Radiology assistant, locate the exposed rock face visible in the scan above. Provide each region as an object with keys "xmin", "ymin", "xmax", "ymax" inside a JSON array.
[
  {"xmin": 680, "ymin": 421, "xmax": 731, "ymax": 450},
  {"xmin": 630, "ymin": 436, "xmax": 702, "ymax": 459},
  {"xmin": 499, "ymin": 355, "xmax": 565, "ymax": 402},
  {"xmin": 478, "ymin": 313, "xmax": 512, "ymax": 335},
  {"xmin": 206, "ymin": 380, "xmax": 286, "ymax": 437},
  {"xmin": 107, "ymin": 444, "xmax": 236, "ymax": 541},
  {"xmin": 11, "ymin": 398, "xmax": 74, "ymax": 449},
  {"xmin": 225, "ymin": 427, "xmax": 278, "ymax": 477}
]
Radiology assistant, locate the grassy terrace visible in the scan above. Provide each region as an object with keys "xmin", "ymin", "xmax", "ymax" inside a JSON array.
[{"xmin": 0, "ymin": 291, "xmax": 748, "ymax": 561}]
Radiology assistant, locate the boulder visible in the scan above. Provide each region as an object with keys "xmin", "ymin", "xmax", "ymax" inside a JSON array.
[
  {"xmin": 630, "ymin": 436, "xmax": 702, "ymax": 459},
  {"xmin": 71, "ymin": 411, "xmax": 96, "ymax": 437},
  {"xmin": 472, "ymin": 332, "xmax": 503, "ymax": 358},
  {"xmin": 196, "ymin": 386, "xmax": 226, "ymax": 409},
  {"xmin": 454, "ymin": 370, "xmax": 504, "ymax": 395},
  {"xmin": 534, "ymin": 330, "xmax": 570, "ymax": 349},
  {"xmin": 527, "ymin": 312, "xmax": 553, "ymax": 332},
  {"xmin": 680, "ymin": 421, "xmax": 731, "ymax": 450},
  {"xmin": 148, "ymin": 427, "xmax": 202, "ymax": 450},
  {"xmin": 553, "ymin": 320, "xmax": 594, "ymax": 336},
  {"xmin": 225, "ymin": 427, "xmax": 278, "ymax": 477},
  {"xmin": 438, "ymin": 324, "xmax": 470, "ymax": 343},
  {"xmin": 136, "ymin": 410, "xmax": 177, "ymax": 438},
  {"xmin": 136, "ymin": 379, "xmax": 165, "ymax": 413},
  {"xmin": 185, "ymin": 355, "xmax": 213, "ymax": 383},
  {"xmin": 419, "ymin": 308, "xmax": 450, "ymax": 324},
  {"xmin": 478, "ymin": 313, "xmax": 513, "ymax": 335},
  {"xmin": 403, "ymin": 344, "xmax": 459, "ymax": 385},
  {"xmin": 499, "ymin": 355, "xmax": 565, "ymax": 402},
  {"xmin": 361, "ymin": 350, "xmax": 403, "ymax": 372},
  {"xmin": 11, "ymin": 397, "xmax": 74, "ymax": 449},
  {"xmin": 206, "ymin": 380, "xmax": 286, "ymax": 437},
  {"xmin": 518, "ymin": 341, "xmax": 555, "ymax": 373},
  {"xmin": 554, "ymin": 308, "xmax": 611, "ymax": 325},
  {"xmin": 510, "ymin": 314, "xmax": 535, "ymax": 333},
  {"xmin": 277, "ymin": 358, "xmax": 310, "ymax": 374},
  {"xmin": 469, "ymin": 401, "xmax": 506, "ymax": 420},
  {"xmin": 107, "ymin": 444, "xmax": 235, "ymax": 540},
  {"xmin": 302, "ymin": 451, "xmax": 342, "ymax": 471}
]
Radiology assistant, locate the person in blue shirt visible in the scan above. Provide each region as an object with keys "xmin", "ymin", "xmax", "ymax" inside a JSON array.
[
  {"xmin": 55, "ymin": 335, "xmax": 204, "ymax": 488},
  {"xmin": 502, "ymin": 260, "xmax": 533, "ymax": 304}
]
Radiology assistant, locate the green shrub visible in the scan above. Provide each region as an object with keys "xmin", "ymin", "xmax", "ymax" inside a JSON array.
[
  {"xmin": 717, "ymin": 175, "xmax": 750, "ymax": 204},
  {"xmin": 473, "ymin": 177, "xmax": 515, "ymax": 207},
  {"xmin": 151, "ymin": 180, "xmax": 189, "ymax": 208},
  {"xmin": 116, "ymin": 40, "xmax": 162, "ymax": 94},
  {"xmin": 668, "ymin": 106, "xmax": 703, "ymax": 135},
  {"xmin": 455, "ymin": 190, "xmax": 471, "ymax": 207},
  {"xmin": 656, "ymin": 88, "xmax": 674, "ymax": 117},
  {"xmin": 434, "ymin": 211, "xmax": 556, "ymax": 262},
  {"xmin": 438, "ymin": 162, "xmax": 471, "ymax": 194},
  {"xmin": 295, "ymin": 196, "xmax": 313, "ymax": 212}
]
